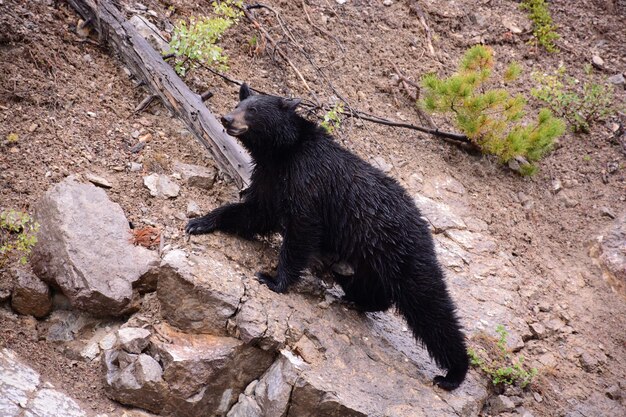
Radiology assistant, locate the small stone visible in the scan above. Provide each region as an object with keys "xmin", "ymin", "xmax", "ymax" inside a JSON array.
[
  {"xmin": 489, "ymin": 395, "xmax": 516, "ymax": 414},
  {"xmin": 336, "ymin": 0, "xmax": 347, "ymax": 4},
  {"xmin": 383, "ymin": 0, "xmax": 393, "ymax": 5},
  {"xmin": 81, "ymin": 342, "xmax": 100, "ymax": 361},
  {"xmin": 131, "ymin": 130, "xmax": 141, "ymax": 139},
  {"xmin": 82, "ymin": 54, "xmax": 93, "ymax": 63},
  {"xmin": 10, "ymin": 268, "xmax": 53, "ymax": 318},
  {"xmin": 560, "ymin": 193, "xmax": 578, "ymax": 208},
  {"xmin": 529, "ymin": 322, "xmax": 546, "ymax": 339},
  {"xmin": 143, "ymin": 174, "xmax": 180, "ymax": 198},
  {"xmin": 76, "ymin": 19, "xmax": 90, "ymax": 38},
  {"xmin": 86, "ymin": 111, "xmax": 97, "ymax": 118},
  {"xmin": 544, "ymin": 318, "xmax": 564, "ymax": 333},
  {"xmin": 516, "ymin": 407, "xmax": 535, "ymax": 417},
  {"xmin": 533, "ymin": 392, "xmax": 543, "ymax": 403},
  {"xmin": 371, "ymin": 156, "xmax": 393, "ymax": 173},
  {"xmin": 138, "ymin": 133, "xmax": 152, "ymax": 143},
  {"xmin": 502, "ymin": 17, "xmax": 522, "ymax": 34},
  {"xmin": 551, "ymin": 179, "xmax": 562, "ymax": 193},
  {"xmin": 84, "ymin": 173, "xmax": 113, "ymax": 189},
  {"xmin": 580, "ymin": 352, "xmax": 599, "ymax": 372},
  {"xmin": 100, "ymin": 332, "xmax": 118, "ymax": 350},
  {"xmin": 172, "ymin": 161, "xmax": 217, "ymax": 190},
  {"xmin": 607, "ymin": 73, "xmax": 625, "ymax": 86},
  {"xmin": 118, "ymin": 327, "xmax": 151, "ymax": 354},
  {"xmin": 605, "ymin": 384, "xmax": 622, "ymax": 400},
  {"xmin": 28, "ymin": 123, "xmax": 38, "ymax": 133},
  {"xmin": 186, "ymin": 201, "xmax": 203, "ymax": 218},
  {"xmin": 537, "ymin": 352, "xmax": 557, "ymax": 368},
  {"xmin": 592, "ymin": 55, "xmax": 605, "ymax": 69},
  {"xmin": 129, "ymin": 162, "xmax": 143, "ymax": 172}
]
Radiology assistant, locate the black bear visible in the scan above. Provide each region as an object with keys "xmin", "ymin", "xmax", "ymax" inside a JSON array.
[{"xmin": 186, "ymin": 84, "xmax": 469, "ymax": 390}]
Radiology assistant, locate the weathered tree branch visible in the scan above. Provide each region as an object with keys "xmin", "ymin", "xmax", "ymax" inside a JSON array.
[{"xmin": 67, "ymin": 0, "xmax": 252, "ymax": 188}]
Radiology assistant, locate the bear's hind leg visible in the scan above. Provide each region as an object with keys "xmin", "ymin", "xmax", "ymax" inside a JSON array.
[{"xmin": 336, "ymin": 272, "xmax": 392, "ymax": 312}]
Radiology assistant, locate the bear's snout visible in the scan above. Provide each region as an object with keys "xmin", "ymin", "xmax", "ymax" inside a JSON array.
[{"xmin": 221, "ymin": 114, "xmax": 234, "ymax": 127}]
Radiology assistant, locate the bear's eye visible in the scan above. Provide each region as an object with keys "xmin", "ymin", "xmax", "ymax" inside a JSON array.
[{"xmin": 248, "ymin": 107, "xmax": 257, "ymax": 113}]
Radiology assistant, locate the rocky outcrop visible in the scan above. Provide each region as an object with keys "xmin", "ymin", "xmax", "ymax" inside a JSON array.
[
  {"xmin": 149, "ymin": 248, "xmax": 489, "ymax": 416},
  {"xmin": 30, "ymin": 177, "xmax": 159, "ymax": 316},
  {"xmin": 103, "ymin": 324, "xmax": 274, "ymax": 416}
]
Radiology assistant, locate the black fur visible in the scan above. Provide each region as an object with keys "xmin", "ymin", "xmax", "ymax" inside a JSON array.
[{"xmin": 186, "ymin": 84, "xmax": 469, "ymax": 390}]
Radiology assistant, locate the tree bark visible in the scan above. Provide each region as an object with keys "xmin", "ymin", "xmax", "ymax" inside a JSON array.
[{"xmin": 67, "ymin": 0, "xmax": 252, "ymax": 188}]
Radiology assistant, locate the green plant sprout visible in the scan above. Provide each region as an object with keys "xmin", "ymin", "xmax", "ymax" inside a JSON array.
[
  {"xmin": 520, "ymin": 0, "xmax": 560, "ymax": 53},
  {"xmin": 321, "ymin": 102, "xmax": 344, "ymax": 134},
  {"xmin": 468, "ymin": 325, "xmax": 538, "ymax": 388},
  {"xmin": 532, "ymin": 65, "xmax": 616, "ymax": 133},
  {"xmin": 0, "ymin": 210, "xmax": 39, "ymax": 267},
  {"xmin": 421, "ymin": 45, "xmax": 565, "ymax": 175},
  {"xmin": 168, "ymin": 0, "xmax": 243, "ymax": 76}
]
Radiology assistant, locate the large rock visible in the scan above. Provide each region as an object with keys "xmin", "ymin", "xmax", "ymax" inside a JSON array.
[
  {"xmin": 157, "ymin": 250, "xmax": 245, "ymax": 335},
  {"xmin": 31, "ymin": 177, "xmax": 159, "ymax": 316},
  {"xmin": 103, "ymin": 324, "xmax": 274, "ymax": 416},
  {"xmin": 154, "ymin": 246, "xmax": 488, "ymax": 416},
  {"xmin": 10, "ymin": 267, "xmax": 52, "ymax": 318}
]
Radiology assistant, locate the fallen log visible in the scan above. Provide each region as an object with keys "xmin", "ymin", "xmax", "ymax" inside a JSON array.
[{"xmin": 67, "ymin": 0, "xmax": 252, "ymax": 188}]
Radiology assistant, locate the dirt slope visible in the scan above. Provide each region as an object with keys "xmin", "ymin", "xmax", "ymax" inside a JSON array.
[{"xmin": 1, "ymin": 0, "xmax": 625, "ymax": 415}]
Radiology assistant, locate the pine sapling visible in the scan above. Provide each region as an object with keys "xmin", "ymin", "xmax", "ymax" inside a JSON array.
[
  {"xmin": 421, "ymin": 45, "xmax": 565, "ymax": 174},
  {"xmin": 168, "ymin": 0, "xmax": 243, "ymax": 76}
]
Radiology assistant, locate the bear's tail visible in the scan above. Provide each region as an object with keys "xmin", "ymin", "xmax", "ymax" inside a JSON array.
[{"xmin": 395, "ymin": 264, "xmax": 469, "ymax": 391}]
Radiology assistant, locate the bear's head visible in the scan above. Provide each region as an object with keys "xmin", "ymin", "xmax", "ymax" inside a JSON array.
[{"xmin": 221, "ymin": 84, "xmax": 302, "ymax": 156}]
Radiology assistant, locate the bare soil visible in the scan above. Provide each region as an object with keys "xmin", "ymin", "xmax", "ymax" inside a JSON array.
[{"xmin": 1, "ymin": 0, "xmax": 625, "ymax": 415}]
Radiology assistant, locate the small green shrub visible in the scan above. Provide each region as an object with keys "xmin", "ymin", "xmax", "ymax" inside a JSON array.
[
  {"xmin": 321, "ymin": 102, "xmax": 344, "ymax": 134},
  {"xmin": 421, "ymin": 45, "xmax": 565, "ymax": 174},
  {"xmin": 532, "ymin": 66, "xmax": 616, "ymax": 133},
  {"xmin": 520, "ymin": 0, "xmax": 560, "ymax": 53},
  {"xmin": 468, "ymin": 325, "xmax": 538, "ymax": 388},
  {"xmin": 0, "ymin": 210, "xmax": 39, "ymax": 267},
  {"xmin": 168, "ymin": 0, "xmax": 243, "ymax": 76}
]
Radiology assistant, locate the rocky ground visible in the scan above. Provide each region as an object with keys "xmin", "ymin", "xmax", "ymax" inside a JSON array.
[{"xmin": 1, "ymin": 0, "xmax": 625, "ymax": 416}]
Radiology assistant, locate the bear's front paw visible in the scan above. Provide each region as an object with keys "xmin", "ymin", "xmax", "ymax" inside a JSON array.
[
  {"xmin": 255, "ymin": 272, "xmax": 287, "ymax": 293},
  {"xmin": 185, "ymin": 217, "xmax": 216, "ymax": 235}
]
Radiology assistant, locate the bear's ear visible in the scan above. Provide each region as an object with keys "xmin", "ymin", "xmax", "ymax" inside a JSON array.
[
  {"xmin": 239, "ymin": 83, "xmax": 253, "ymax": 101},
  {"xmin": 280, "ymin": 97, "xmax": 301, "ymax": 111}
]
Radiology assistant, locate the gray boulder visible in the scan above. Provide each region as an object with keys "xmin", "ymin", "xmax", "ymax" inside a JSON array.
[{"xmin": 31, "ymin": 177, "xmax": 159, "ymax": 316}]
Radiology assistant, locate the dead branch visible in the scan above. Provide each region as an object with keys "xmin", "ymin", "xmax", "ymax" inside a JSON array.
[
  {"xmin": 245, "ymin": 4, "xmax": 353, "ymax": 115},
  {"xmin": 67, "ymin": 0, "xmax": 252, "ymax": 188},
  {"xmin": 135, "ymin": 94, "xmax": 157, "ymax": 113},
  {"xmin": 242, "ymin": 6, "xmax": 319, "ymax": 105},
  {"xmin": 409, "ymin": 1, "xmax": 436, "ymax": 57},
  {"xmin": 389, "ymin": 61, "xmax": 437, "ymax": 130},
  {"xmin": 199, "ymin": 65, "xmax": 473, "ymax": 148},
  {"xmin": 300, "ymin": 0, "xmax": 345, "ymax": 52}
]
